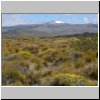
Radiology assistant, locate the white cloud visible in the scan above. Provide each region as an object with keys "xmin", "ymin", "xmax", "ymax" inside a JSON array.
[
  {"xmin": 83, "ymin": 17, "xmax": 89, "ymax": 24},
  {"xmin": 2, "ymin": 14, "xmax": 33, "ymax": 26}
]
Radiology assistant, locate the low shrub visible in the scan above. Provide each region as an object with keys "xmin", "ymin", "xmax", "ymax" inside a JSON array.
[
  {"xmin": 26, "ymin": 71, "xmax": 41, "ymax": 85},
  {"xmin": 31, "ymin": 56, "xmax": 45, "ymax": 70},
  {"xmin": 38, "ymin": 48, "xmax": 57, "ymax": 57},
  {"xmin": 84, "ymin": 64, "xmax": 98, "ymax": 80},
  {"xmin": 2, "ymin": 70, "xmax": 26, "ymax": 85},
  {"xmin": 49, "ymin": 73, "xmax": 97, "ymax": 86},
  {"xmin": 74, "ymin": 59, "xmax": 85, "ymax": 68},
  {"xmin": 16, "ymin": 61, "xmax": 30, "ymax": 74},
  {"xmin": 12, "ymin": 81, "xmax": 22, "ymax": 86},
  {"xmin": 16, "ymin": 51, "xmax": 32, "ymax": 59},
  {"xmin": 83, "ymin": 51, "xmax": 96, "ymax": 63}
]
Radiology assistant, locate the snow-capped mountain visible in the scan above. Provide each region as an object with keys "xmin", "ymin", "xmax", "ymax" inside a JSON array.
[
  {"xmin": 2, "ymin": 20, "xmax": 98, "ymax": 38},
  {"xmin": 46, "ymin": 20, "xmax": 65, "ymax": 24},
  {"xmin": 50, "ymin": 20, "xmax": 65, "ymax": 24}
]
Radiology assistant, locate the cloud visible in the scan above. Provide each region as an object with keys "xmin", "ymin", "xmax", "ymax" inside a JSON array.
[
  {"xmin": 2, "ymin": 14, "xmax": 23, "ymax": 26},
  {"xmin": 2, "ymin": 14, "xmax": 34, "ymax": 26},
  {"xmin": 83, "ymin": 17, "xmax": 89, "ymax": 24}
]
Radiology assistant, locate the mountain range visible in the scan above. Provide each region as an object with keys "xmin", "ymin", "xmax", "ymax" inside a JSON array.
[{"xmin": 2, "ymin": 20, "xmax": 98, "ymax": 38}]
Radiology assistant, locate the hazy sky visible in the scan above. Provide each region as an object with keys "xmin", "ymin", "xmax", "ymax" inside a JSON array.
[{"xmin": 2, "ymin": 14, "xmax": 98, "ymax": 26}]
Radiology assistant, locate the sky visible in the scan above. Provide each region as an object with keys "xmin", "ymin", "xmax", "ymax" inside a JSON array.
[{"xmin": 2, "ymin": 14, "xmax": 98, "ymax": 26}]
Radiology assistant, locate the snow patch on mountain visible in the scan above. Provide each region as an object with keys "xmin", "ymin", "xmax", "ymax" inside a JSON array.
[{"xmin": 48, "ymin": 20, "xmax": 65, "ymax": 24}]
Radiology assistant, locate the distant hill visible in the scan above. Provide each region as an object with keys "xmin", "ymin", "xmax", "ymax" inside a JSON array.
[{"xmin": 2, "ymin": 20, "xmax": 98, "ymax": 38}]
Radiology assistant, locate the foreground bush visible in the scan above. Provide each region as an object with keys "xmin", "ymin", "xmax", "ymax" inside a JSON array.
[
  {"xmin": 2, "ymin": 70, "xmax": 26, "ymax": 85},
  {"xmin": 16, "ymin": 51, "xmax": 32, "ymax": 59},
  {"xmin": 26, "ymin": 71, "xmax": 41, "ymax": 85},
  {"xmin": 84, "ymin": 64, "xmax": 98, "ymax": 80},
  {"xmin": 49, "ymin": 73, "xmax": 97, "ymax": 86}
]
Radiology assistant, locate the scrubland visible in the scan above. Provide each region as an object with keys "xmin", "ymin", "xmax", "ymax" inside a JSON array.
[{"xmin": 2, "ymin": 33, "xmax": 98, "ymax": 86}]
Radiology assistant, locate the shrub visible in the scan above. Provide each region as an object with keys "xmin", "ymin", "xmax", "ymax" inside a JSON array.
[
  {"xmin": 74, "ymin": 59, "xmax": 85, "ymax": 68},
  {"xmin": 41, "ymin": 68, "xmax": 53, "ymax": 77},
  {"xmin": 26, "ymin": 71, "xmax": 41, "ymax": 85},
  {"xmin": 38, "ymin": 48, "xmax": 57, "ymax": 56},
  {"xmin": 31, "ymin": 56, "xmax": 45, "ymax": 70},
  {"xmin": 83, "ymin": 51, "xmax": 96, "ymax": 63},
  {"xmin": 2, "ymin": 49, "xmax": 10, "ymax": 56},
  {"xmin": 17, "ymin": 51, "xmax": 32, "ymax": 59},
  {"xmin": 40, "ymin": 77, "xmax": 52, "ymax": 86},
  {"xmin": 84, "ymin": 64, "xmax": 98, "ymax": 80},
  {"xmin": 2, "ymin": 70, "xmax": 26, "ymax": 85},
  {"xmin": 12, "ymin": 81, "xmax": 22, "ymax": 86},
  {"xmin": 16, "ymin": 61, "xmax": 30, "ymax": 74},
  {"xmin": 49, "ymin": 73, "xmax": 97, "ymax": 86},
  {"xmin": 23, "ymin": 44, "xmax": 33, "ymax": 51},
  {"xmin": 71, "ymin": 35, "xmax": 98, "ymax": 52},
  {"xmin": 23, "ymin": 43, "xmax": 39, "ymax": 54},
  {"xmin": 38, "ymin": 48, "xmax": 58, "ymax": 64}
]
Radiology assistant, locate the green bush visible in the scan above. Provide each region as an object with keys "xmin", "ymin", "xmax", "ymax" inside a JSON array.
[
  {"xmin": 49, "ymin": 73, "xmax": 97, "ymax": 86},
  {"xmin": 71, "ymin": 35, "xmax": 98, "ymax": 52}
]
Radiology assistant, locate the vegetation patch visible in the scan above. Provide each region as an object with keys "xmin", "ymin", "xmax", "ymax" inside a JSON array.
[{"xmin": 2, "ymin": 33, "xmax": 98, "ymax": 86}]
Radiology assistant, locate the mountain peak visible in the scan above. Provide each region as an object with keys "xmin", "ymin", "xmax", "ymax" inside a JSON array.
[{"xmin": 48, "ymin": 20, "xmax": 65, "ymax": 24}]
